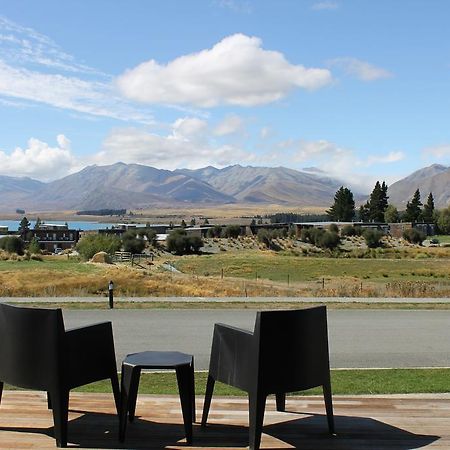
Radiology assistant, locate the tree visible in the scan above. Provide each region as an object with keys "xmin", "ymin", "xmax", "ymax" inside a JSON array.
[
  {"xmin": 18, "ymin": 216, "xmax": 31, "ymax": 235},
  {"xmin": 202, "ymin": 218, "xmax": 210, "ymax": 225},
  {"xmin": 326, "ymin": 186, "xmax": 355, "ymax": 221},
  {"xmin": 122, "ymin": 230, "xmax": 146, "ymax": 254},
  {"xmin": 404, "ymin": 189, "xmax": 422, "ymax": 222},
  {"xmin": 190, "ymin": 218, "xmax": 196, "ymax": 226},
  {"xmin": 437, "ymin": 206, "xmax": 450, "ymax": 234},
  {"xmin": 207, "ymin": 225, "xmax": 223, "ymax": 238},
  {"xmin": 422, "ymin": 192, "xmax": 435, "ymax": 223},
  {"xmin": 76, "ymin": 234, "xmax": 121, "ymax": 260},
  {"xmin": 34, "ymin": 217, "xmax": 42, "ymax": 230},
  {"xmin": 180, "ymin": 220, "xmax": 187, "ymax": 228},
  {"xmin": 28, "ymin": 237, "xmax": 41, "ymax": 254},
  {"xmin": 138, "ymin": 229, "xmax": 157, "ymax": 246},
  {"xmin": 384, "ymin": 204, "xmax": 400, "ymax": 223},
  {"xmin": 367, "ymin": 181, "xmax": 389, "ymax": 222},
  {"xmin": 358, "ymin": 203, "xmax": 370, "ymax": 222}
]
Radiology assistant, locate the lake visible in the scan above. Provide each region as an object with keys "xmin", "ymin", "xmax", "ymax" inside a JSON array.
[{"xmin": 0, "ymin": 220, "xmax": 116, "ymax": 231}]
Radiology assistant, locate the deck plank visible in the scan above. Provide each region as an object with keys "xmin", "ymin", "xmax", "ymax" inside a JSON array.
[{"xmin": 0, "ymin": 391, "xmax": 448, "ymax": 449}]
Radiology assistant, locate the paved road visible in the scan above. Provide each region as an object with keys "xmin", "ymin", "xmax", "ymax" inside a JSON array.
[{"xmin": 62, "ymin": 309, "xmax": 450, "ymax": 370}]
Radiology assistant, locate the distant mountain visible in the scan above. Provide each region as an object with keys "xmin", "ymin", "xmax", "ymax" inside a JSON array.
[
  {"xmin": 388, "ymin": 164, "xmax": 450, "ymax": 208},
  {"xmin": 0, "ymin": 162, "xmax": 373, "ymax": 211},
  {"xmin": 178, "ymin": 165, "xmax": 343, "ymax": 206}
]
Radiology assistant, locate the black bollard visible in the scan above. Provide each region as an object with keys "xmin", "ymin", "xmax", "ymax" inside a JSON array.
[{"xmin": 108, "ymin": 280, "xmax": 114, "ymax": 309}]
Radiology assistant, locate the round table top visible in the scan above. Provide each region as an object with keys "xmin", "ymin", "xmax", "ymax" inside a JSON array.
[{"xmin": 122, "ymin": 350, "xmax": 193, "ymax": 369}]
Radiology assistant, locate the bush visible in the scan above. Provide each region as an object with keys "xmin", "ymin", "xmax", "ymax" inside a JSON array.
[
  {"xmin": 122, "ymin": 230, "xmax": 146, "ymax": 254},
  {"xmin": 76, "ymin": 234, "xmax": 121, "ymax": 260},
  {"xmin": 318, "ymin": 231, "xmax": 340, "ymax": 249},
  {"xmin": 207, "ymin": 225, "xmax": 223, "ymax": 238},
  {"xmin": 166, "ymin": 230, "xmax": 204, "ymax": 255},
  {"xmin": 28, "ymin": 237, "xmax": 41, "ymax": 254},
  {"xmin": 222, "ymin": 225, "xmax": 241, "ymax": 239},
  {"xmin": 341, "ymin": 225, "xmax": 357, "ymax": 237},
  {"xmin": 139, "ymin": 229, "xmax": 157, "ymax": 246},
  {"xmin": 329, "ymin": 223, "xmax": 339, "ymax": 233},
  {"xmin": 403, "ymin": 228, "xmax": 426, "ymax": 245},
  {"xmin": 0, "ymin": 236, "xmax": 25, "ymax": 255},
  {"xmin": 363, "ymin": 229, "xmax": 384, "ymax": 248}
]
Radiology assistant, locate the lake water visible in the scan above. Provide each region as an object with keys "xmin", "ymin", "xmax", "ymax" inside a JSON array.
[{"xmin": 0, "ymin": 220, "xmax": 116, "ymax": 231}]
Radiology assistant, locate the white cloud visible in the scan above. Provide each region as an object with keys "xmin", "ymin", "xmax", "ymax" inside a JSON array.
[
  {"xmin": 0, "ymin": 15, "xmax": 101, "ymax": 75},
  {"xmin": 366, "ymin": 151, "xmax": 405, "ymax": 165},
  {"xmin": 0, "ymin": 134, "xmax": 77, "ymax": 180},
  {"xmin": 213, "ymin": 0, "xmax": 252, "ymax": 13},
  {"xmin": 0, "ymin": 61, "xmax": 154, "ymax": 124},
  {"xmin": 214, "ymin": 115, "xmax": 244, "ymax": 136},
  {"xmin": 94, "ymin": 123, "xmax": 254, "ymax": 170},
  {"xmin": 423, "ymin": 144, "xmax": 450, "ymax": 158},
  {"xmin": 329, "ymin": 57, "xmax": 392, "ymax": 81},
  {"xmin": 311, "ymin": 1, "xmax": 339, "ymax": 11},
  {"xmin": 117, "ymin": 33, "xmax": 332, "ymax": 107}
]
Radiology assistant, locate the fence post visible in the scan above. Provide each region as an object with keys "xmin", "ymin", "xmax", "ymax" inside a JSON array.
[
  {"xmin": 322, "ymin": 278, "xmax": 325, "ymax": 289},
  {"xmin": 287, "ymin": 273, "xmax": 290, "ymax": 287}
]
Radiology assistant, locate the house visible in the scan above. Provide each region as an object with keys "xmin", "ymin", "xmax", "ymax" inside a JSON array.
[{"xmin": 25, "ymin": 223, "xmax": 80, "ymax": 252}]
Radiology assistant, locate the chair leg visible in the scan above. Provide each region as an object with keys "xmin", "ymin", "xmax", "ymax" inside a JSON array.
[
  {"xmin": 201, "ymin": 374, "xmax": 215, "ymax": 427},
  {"xmin": 275, "ymin": 393, "xmax": 286, "ymax": 412},
  {"xmin": 119, "ymin": 365, "xmax": 140, "ymax": 442},
  {"xmin": 47, "ymin": 392, "xmax": 52, "ymax": 409},
  {"xmin": 110, "ymin": 371, "xmax": 121, "ymax": 416},
  {"xmin": 176, "ymin": 365, "xmax": 194, "ymax": 444},
  {"xmin": 190, "ymin": 358, "xmax": 196, "ymax": 423},
  {"xmin": 323, "ymin": 381, "xmax": 335, "ymax": 435},
  {"xmin": 0, "ymin": 381, "xmax": 3, "ymax": 405},
  {"xmin": 51, "ymin": 389, "xmax": 69, "ymax": 448},
  {"xmin": 248, "ymin": 390, "xmax": 266, "ymax": 450}
]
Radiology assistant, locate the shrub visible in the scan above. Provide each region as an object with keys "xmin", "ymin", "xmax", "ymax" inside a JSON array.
[
  {"xmin": 28, "ymin": 237, "xmax": 41, "ymax": 254},
  {"xmin": 318, "ymin": 231, "xmax": 340, "ymax": 249},
  {"xmin": 207, "ymin": 225, "xmax": 223, "ymax": 238},
  {"xmin": 166, "ymin": 229, "xmax": 204, "ymax": 255},
  {"xmin": 363, "ymin": 229, "xmax": 384, "ymax": 248},
  {"xmin": 222, "ymin": 225, "xmax": 241, "ymax": 239},
  {"xmin": 0, "ymin": 236, "xmax": 25, "ymax": 255},
  {"xmin": 329, "ymin": 223, "xmax": 339, "ymax": 233},
  {"xmin": 122, "ymin": 230, "xmax": 146, "ymax": 254},
  {"xmin": 341, "ymin": 225, "xmax": 357, "ymax": 237},
  {"xmin": 403, "ymin": 228, "xmax": 426, "ymax": 245},
  {"xmin": 139, "ymin": 229, "xmax": 157, "ymax": 246},
  {"xmin": 76, "ymin": 234, "xmax": 121, "ymax": 260}
]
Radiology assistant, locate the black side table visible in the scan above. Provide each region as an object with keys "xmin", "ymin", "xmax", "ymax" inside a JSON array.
[{"xmin": 119, "ymin": 350, "xmax": 195, "ymax": 444}]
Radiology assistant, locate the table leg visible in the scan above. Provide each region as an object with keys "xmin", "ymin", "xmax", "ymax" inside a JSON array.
[
  {"xmin": 119, "ymin": 365, "xmax": 141, "ymax": 442},
  {"xmin": 176, "ymin": 364, "xmax": 193, "ymax": 444},
  {"xmin": 191, "ymin": 358, "xmax": 196, "ymax": 423}
]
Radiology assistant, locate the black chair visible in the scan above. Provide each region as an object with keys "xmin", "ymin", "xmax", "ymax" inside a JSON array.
[
  {"xmin": 0, "ymin": 303, "xmax": 120, "ymax": 447},
  {"xmin": 201, "ymin": 306, "xmax": 335, "ymax": 450}
]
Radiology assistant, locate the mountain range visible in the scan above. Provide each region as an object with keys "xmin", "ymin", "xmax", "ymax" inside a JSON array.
[{"xmin": 0, "ymin": 163, "xmax": 448, "ymax": 212}]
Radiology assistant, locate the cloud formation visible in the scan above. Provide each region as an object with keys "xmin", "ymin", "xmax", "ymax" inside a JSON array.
[
  {"xmin": 214, "ymin": 115, "xmax": 244, "ymax": 136},
  {"xmin": 329, "ymin": 57, "xmax": 392, "ymax": 81},
  {"xmin": 117, "ymin": 33, "xmax": 332, "ymax": 107},
  {"xmin": 311, "ymin": 1, "xmax": 339, "ymax": 11},
  {"xmin": 95, "ymin": 121, "xmax": 254, "ymax": 170},
  {"xmin": 0, "ymin": 134, "xmax": 77, "ymax": 180},
  {"xmin": 423, "ymin": 144, "xmax": 450, "ymax": 159}
]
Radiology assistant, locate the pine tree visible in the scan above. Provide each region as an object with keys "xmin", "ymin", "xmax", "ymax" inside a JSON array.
[
  {"xmin": 367, "ymin": 181, "xmax": 389, "ymax": 222},
  {"xmin": 422, "ymin": 192, "xmax": 435, "ymax": 223},
  {"xmin": 404, "ymin": 189, "xmax": 422, "ymax": 223},
  {"xmin": 34, "ymin": 217, "xmax": 42, "ymax": 230},
  {"xmin": 358, "ymin": 202, "xmax": 370, "ymax": 222},
  {"xmin": 326, "ymin": 186, "xmax": 355, "ymax": 221},
  {"xmin": 18, "ymin": 216, "xmax": 31, "ymax": 235}
]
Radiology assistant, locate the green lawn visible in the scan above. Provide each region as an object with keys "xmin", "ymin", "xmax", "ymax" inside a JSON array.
[
  {"xmin": 433, "ymin": 235, "xmax": 450, "ymax": 244},
  {"xmin": 171, "ymin": 251, "xmax": 450, "ymax": 283},
  {"xmin": 6, "ymin": 369, "xmax": 449, "ymax": 396},
  {"xmin": 0, "ymin": 257, "xmax": 100, "ymax": 274}
]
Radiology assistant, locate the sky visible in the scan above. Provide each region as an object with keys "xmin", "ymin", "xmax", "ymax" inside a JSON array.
[{"xmin": 0, "ymin": 0, "xmax": 449, "ymax": 193}]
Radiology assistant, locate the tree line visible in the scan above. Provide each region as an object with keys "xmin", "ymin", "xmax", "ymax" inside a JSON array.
[{"xmin": 326, "ymin": 182, "xmax": 450, "ymax": 233}]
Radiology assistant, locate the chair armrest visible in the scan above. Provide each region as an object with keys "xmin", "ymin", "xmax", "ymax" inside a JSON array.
[
  {"xmin": 208, "ymin": 323, "xmax": 256, "ymax": 392},
  {"xmin": 64, "ymin": 322, "xmax": 117, "ymax": 389}
]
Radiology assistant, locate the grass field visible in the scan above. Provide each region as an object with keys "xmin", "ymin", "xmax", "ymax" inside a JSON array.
[
  {"xmin": 6, "ymin": 368, "xmax": 449, "ymax": 396},
  {"xmin": 171, "ymin": 250, "xmax": 450, "ymax": 283}
]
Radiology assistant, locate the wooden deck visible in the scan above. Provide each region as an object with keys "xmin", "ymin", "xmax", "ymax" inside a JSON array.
[{"xmin": 0, "ymin": 391, "xmax": 449, "ymax": 449}]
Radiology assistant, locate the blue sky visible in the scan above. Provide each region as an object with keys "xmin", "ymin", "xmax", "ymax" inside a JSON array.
[{"xmin": 0, "ymin": 0, "xmax": 449, "ymax": 192}]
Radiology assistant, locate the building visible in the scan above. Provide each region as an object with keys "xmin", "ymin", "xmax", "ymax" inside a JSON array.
[{"xmin": 25, "ymin": 223, "xmax": 80, "ymax": 252}]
